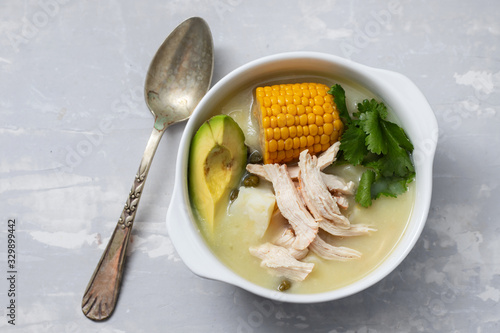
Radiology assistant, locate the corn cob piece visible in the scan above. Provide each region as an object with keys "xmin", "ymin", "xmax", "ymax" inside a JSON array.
[{"xmin": 254, "ymin": 83, "xmax": 343, "ymax": 164}]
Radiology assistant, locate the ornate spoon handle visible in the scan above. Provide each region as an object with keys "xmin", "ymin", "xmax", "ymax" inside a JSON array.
[{"xmin": 81, "ymin": 127, "xmax": 165, "ymax": 321}]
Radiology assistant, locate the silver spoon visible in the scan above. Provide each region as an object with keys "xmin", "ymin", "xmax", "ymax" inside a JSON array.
[{"xmin": 81, "ymin": 17, "xmax": 213, "ymax": 321}]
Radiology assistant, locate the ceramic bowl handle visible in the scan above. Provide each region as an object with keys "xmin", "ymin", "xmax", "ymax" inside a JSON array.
[{"xmin": 166, "ymin": 184, "xmax": 230, "ymax": 281}]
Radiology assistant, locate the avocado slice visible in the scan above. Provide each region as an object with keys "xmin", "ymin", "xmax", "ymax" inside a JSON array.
[{"xmin": 188, "ymin": 115, "xmax": 247, "ymax": 231}]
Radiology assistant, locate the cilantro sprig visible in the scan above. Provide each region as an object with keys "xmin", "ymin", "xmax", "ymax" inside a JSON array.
[{"xmin": 328, "ymin": 84, "xmax": 415, "ymax": 207}]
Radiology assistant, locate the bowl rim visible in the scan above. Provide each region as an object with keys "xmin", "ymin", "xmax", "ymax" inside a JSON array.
[{"xmin": 166, "ymin": 51, "xmax": 438, "ymax": 303}]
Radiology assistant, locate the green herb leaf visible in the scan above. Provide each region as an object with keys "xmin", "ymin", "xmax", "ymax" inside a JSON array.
[
  {"xmin": 356, "ymin": 170, "xmax": 376, "ymax": 207},
  {"xmin": 360, "ymin": 109, "xmax": 387, "ymax": 155},
  {"xmin": 328, "ymin": 84, "xmax": 351, "ymax": 124},
  {"xmin": 331, "ymin": 84, "xmax": 415, "ymax": 207},
  {"xmin": 357, "ymin": 99, "xmax": 388, "ymax": 119},
  {"xmin": 381, "ymin": 120, "xmax": 414, "ymax": 152},
  {"xmin": 371, "ymin": 176, "xmax": 411, "ymax": 199},
  {"xmin": 379, "ymin": 121, "xmax": 415, "ymax": 177},
  {"xmin": 339, "ymin": 125, "xmax": 368, "ymax": 165}
]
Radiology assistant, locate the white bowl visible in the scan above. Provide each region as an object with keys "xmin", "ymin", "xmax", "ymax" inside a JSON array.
[{"xmin": 166, "ymin": 52, "xmax": 438, "ymax": 303}]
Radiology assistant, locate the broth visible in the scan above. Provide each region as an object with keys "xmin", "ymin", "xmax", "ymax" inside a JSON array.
[{"xmin": 195, "ymin": 77, "xmax": 415, "ymax": 294}]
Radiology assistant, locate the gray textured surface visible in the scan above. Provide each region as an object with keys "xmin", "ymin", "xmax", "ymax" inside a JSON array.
[{"xmin": 1, "ymin": 0, "xmax": 499, "ymax": 332}]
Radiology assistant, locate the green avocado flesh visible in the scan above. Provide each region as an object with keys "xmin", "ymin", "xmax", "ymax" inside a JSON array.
[{"xmin": 188, "ymin": 115, "xmax": 247, "ymax": 231}]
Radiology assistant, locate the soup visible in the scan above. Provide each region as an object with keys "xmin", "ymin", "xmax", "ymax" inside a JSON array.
[{"xmin": 191, "ymin": 77, "xmax": 415, "ymax": 294}]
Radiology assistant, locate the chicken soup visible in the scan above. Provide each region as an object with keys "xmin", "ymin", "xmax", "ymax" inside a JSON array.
[{"xmin": 188, "ymin": 76, "xmax": 415, "ymax": 294}]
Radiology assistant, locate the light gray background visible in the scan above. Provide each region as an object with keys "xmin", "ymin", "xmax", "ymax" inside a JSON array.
[{"xmin": 1, "ymin": 0, "xmax": 499, "ymax": 332}]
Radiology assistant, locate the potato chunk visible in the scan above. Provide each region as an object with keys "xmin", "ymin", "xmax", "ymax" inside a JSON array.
[{"xmin": 229, "ymin": 186, "xmax": 276, "ymax": 238}]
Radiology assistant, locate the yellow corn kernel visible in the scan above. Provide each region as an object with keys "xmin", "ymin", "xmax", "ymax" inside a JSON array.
[
  {"xmin": 299, "ymin": 114, "xmax": 308, "ymax": 126},
  {"xmin": 316, "ymin": 115, "xmax": 324, "ymax": 126},
  {"xmin": 270, "ymin": 116, "xmax": 277, "ymax": 128},
  {"xmin": 271, "ymin": 104, "xmax": 281, "ymax": 116},
  {"xmin": 280, "ymin": 127, "xmax": 289, "ymax": 140},
  {"xmin": 277, "ymin": 150, "xmax": 286, "ymax": 162},
  {"xmin": 278, "ymin": 139, "xmax": 284, "ymax": 151},
  {"xmin": 313, "ymin": 105, "xmax": 324, "ymax": 116},
  {"xmin": 277, "ymin": 95, "xmax": 285, "ymax": 106},
  {"xmin": 262, "ymin": 116, "xmax": 270, "ymax": 128},
  {"xmin": 333, "ymin": 119, "xmax": 343, "ymax": 131},
  {"xmin": 323, "ymin": 123, "xmax": 334, "ymax": 135},
  {"xmin": 307, "ymin": 135, "xmax": 314, "ymax": 147},
  {"xmin": 323, "ymin": 113, "xmax": 333, "ymax": 123},
  {"xmin": 303, "ymin": 125, "xmax": 310, "ymax": 136},
  {"xmin": 323, "ymin": 103, "xmax": 333, "ymax": 114},
  {"xmin": 314, "ymin": 95, "xmax": 324, "ymax": 105},
  {"xmin": 277, "ymin": 113, "xmax": 286, "ymax": 128},
  {"xmin": 263, "ymin": 96, "xmax": 271, "ymax": 107},
  {"xmin": 296, "ymin": 125, "xmax": 303, "ymax": 137},
  {"xmin": 307, "ymin": 112, "xmax": 316, "ymax": 125},
  {"xmin": 320, "ymin": 134, "xmax": 330, "ymax": 145},
  {"xmin": 297, "ymin": 105, "xmax": 305, "ymax": 115},
  {"xmin": 266, "ymin": 128, "xmax": 273, "ymax": 140},
  {"xmin": 255, "ymin": 82, "xmax": 343, "ymax": 164},
  {"xmin": 273, "ymin": 128, "xmax": 281, "ymax": 140},
  {"xmin": 270, "ymin": 96, "xmax": 278, "ymax": 105},
  {"xmin": 269, "ymin": 140, "xmax": 277, "ymax": 152},
  {"xmin": 299, "ymin": 136, "xmax": 307, "ymax": 148},
  {"xmin": 309, "ymin": 124, "xmax": 318, "ymax": 136}
]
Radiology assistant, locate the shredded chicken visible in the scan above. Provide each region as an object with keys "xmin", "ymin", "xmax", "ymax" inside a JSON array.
[
  {"xmin": 334, "ymin": 194, "xmax": 349, "ymax": 210},
  {"xmin": 287, "ymin": 142, "xmax": 341, "ymax": 179},
  {"xmin": 261, "ymin": 164, "xmax": 318, "ymax": 250},
  {"xmin": 247, "ymin": 161, "xmax": 355, "ymax": 203},
  {"xmin": 249, "ymin": 243, "xmax": 314, "ymax": 281},
  {"xmin": 317, "ymin": 141, "xmax": 341, "ymax": 170},
  {"xmin": 309, "ymin": 235, "xmax": 362, "ymax": 261},
  {"xmin": 321, "ymin": 173, "xmax": 356, "ymax": 196},
  {"xmin": 273, "ymin": 225, "xmax": 309, "ymax": 260},
  {"xmin": 246, "ymin": 163, "xmax": 270, "ymax": 182},
  {"xmin": 246, "ymin": 146, "xmax": 373, "ymax": 281},
  {"xmin": 319, "ymin": 220, "xmax": 376, "ymax": 237},
  {"xmin": 297, "ymin": 150, "xmax": 350, "ymax": 228}
]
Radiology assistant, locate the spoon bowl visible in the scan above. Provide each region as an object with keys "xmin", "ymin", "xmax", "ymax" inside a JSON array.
[
  {"xmin": 145, "ymin": 18, "xmax": 213, "ymax": 130},
  {"xmin": 82, "ymin": 17, "xmax": 213, "ymax": 321}
]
